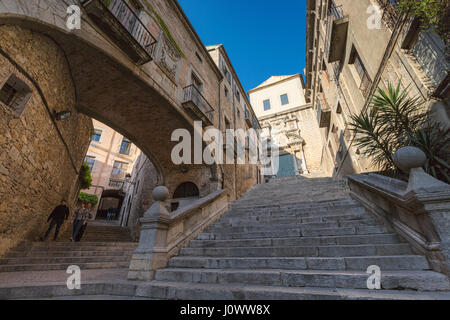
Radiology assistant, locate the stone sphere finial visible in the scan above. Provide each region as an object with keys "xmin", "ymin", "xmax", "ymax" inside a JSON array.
[
  {"xmin": 152, "ymin": 186, "xmax": 169, "ymax": 202},
  {"xmin": 393, "ymin": 146, "xmax": 426, "ymax": 172}
]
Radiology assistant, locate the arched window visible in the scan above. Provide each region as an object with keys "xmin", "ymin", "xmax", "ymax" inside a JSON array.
[{"xmin": 173, "ymin": 182, "xmax": 199, "ymax": 198}]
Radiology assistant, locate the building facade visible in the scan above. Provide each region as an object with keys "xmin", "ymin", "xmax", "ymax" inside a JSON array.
[
  {"xmin": 0, "ymin": 0, "xmax": 260, "ymax": 254},
  {"xmin": 305, "ymin": 0, "xmax": 449, "ymax": 178},
  {"xmin": 119, "ymin": 44, "xmax": 262, "ymax": 240},
  {"xmin": 84, "ymin": 119, "xmax": 142, "ymax": 220},
  {"xmin": 248, "ymin": 74, "xmax": 323, "ymax": 177}
]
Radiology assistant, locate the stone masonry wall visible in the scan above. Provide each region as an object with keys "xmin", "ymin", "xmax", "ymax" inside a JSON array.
[{"xmin": 0, "ymin": 25, "xmax": 92, "ymax": 256}]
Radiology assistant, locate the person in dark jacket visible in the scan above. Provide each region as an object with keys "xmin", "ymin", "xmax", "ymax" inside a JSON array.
[{"xmin": 41, "ymin": 200, "xmax": 70, "ymax": 241}]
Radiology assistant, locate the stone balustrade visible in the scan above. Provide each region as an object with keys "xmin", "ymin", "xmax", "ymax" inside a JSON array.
[
  {"xmin": 128, "ymin": 186, "xmax": 228, "ymax": 281},
  {"xmin": 348, "ymin": 147, "xmax": 450, "ymax": 275}
]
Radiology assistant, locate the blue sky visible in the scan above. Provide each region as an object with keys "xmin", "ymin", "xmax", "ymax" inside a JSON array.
[{"xmin": 178, "ymin": 0, "xmax": 307, "ymax": 93}]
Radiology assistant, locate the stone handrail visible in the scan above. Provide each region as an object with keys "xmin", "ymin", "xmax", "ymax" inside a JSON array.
[
  {"xmin": 348, "ymin": 147, "xmax": 450, "ymax": 275},
  {"xmin": 128, "ymin": 187, "xmax": 228, "ymax": 280}
]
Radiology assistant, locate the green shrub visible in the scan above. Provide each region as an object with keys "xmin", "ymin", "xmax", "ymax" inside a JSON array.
[
  {"xmin": 350, "ymin": 82, "xmax": 450, "ymax": 183},
  {"xmin": 79, "ymin": 162, "xmax": 93, "ymax": 190},
  {"xmin": 78, "ymin": 192, "xmax": 99, "ymax": 206}
]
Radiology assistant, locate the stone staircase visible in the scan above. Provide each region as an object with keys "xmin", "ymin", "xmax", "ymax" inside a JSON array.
[
  {"xmin": 1, "ymin": 177, "xmax": 449, "ymax": 299},
  {"xmin": 139, "ymin": 176, "xmax": 450, "ymax": 299},
  {"xmin": 0, "ymin": 221, "xmax": 136, "ymax": 272}
]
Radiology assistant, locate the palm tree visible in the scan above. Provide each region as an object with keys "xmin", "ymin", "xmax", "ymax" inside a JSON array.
[{"xmin": 350, "ymin": 82, "xmax": 449, "ymax": 183}]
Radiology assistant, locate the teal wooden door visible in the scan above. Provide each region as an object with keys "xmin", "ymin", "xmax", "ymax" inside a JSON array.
[{"xmin": 277, "ymin": 154, "xmax": 295, "ymax": 177}]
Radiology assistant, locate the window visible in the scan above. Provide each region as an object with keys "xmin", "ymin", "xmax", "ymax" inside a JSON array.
[
  {"xmin": 119, "ymin": 137, "xmax": 132, "ymax": 155},
  {"xmin": 173, "ymin": 182, "xmax": 200, "ymax": 198},
  {"xmin": 84, "ymin": 156, "xmax": 95, "ymax": 172},
  {"xmin": 0, "ymin": 74, "xmax": 32, "ymax": 116},
  {"xmin": 237, "ymin": 109, "xmax": 241, "ymax": 119},
  {"xmin": 263, "ymin": 99, "xmax": 271, "ymax": 111},
  {"xmin": 191, "ymin": 72, "xmax": 203, "ymax": 91},
  {"xmin": 224, "ymin": 87, "xmax": 229, "ymax": 98},
  {"xmin": 195, "ymin": 51, "xmax": 203, "ymax": 63},
  {"xmin": 92, "ymin": 129, "xmax": 102, "ymax": 142},
  {"xmin": 111, "ymin": 161, "xmax": 129, "ymax": 178},
  {"xmin": 353, "ymin": 53, "xmax": 366, "ymax": 81},
  {"xmin": 350, "ymin": 47, "xmax": 372, "ymax": 97},
  {"xmin": 280, "ymin": 94, "xmax": 289, "ymax": 105},
  {"xmin": 226, "ymin": 71, "xmax": 231, "ymax": 84},
  {"xmin": 236, "ymin": 90, "xmax": 240, "ymax": 102}
]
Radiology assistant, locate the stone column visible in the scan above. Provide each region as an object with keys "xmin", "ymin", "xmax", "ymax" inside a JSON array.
[{"xmin": 128, "ymin": 186, "xmax": 171, "ymax": 281}]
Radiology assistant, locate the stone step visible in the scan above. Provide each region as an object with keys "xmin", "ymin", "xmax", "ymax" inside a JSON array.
[
  {"xmin": 0, "ymin": 261, "xmax": 131, "ymax": 272},
  {"xmin": 179, "ymin": 244, "xmax": 413, "ymax": 258},
  {"xmin": 219, "ymin": 212, "xmax": 373, "ymax": 226},
  {"xmin": 189, "ymin": 234, "xmax": 404, "ymax": 248},
  {"xmin": 14, "ymin": 244, "xmax": 137, "ymax": 252},
  {"xmin": 168, "ymin": 255, "xmax": 430, "ymax": 271},
  {"xmin": 0, "ymin": 255, "xmax": 132, "ymax": 266},
  {"xmin": 80, "ymin": 237, "xmax": 131, "ymax": 242},
  {"xmin": 18, "ymin": 242, "xmax": 137, "ymax": 248},
  {"xmin": 198, "ymin": 225, "xmax": 389, "ymax": 240},
  {"xmin": 5, "ymin": 250, "xmax": 134, "ymax": 258},
  {"xmin": 206, "ymin": 219, "xmax": 379, "ymax": 233},
  {"xmin": 226, "ymin": 205, "xmax": 365, "ymax": 218},
  {"xmin": 230, "ymin": 198, "xmax": 357, "ymax": 211},
  {"xmin": 134, "ymin": 280, "xmax": 450, "ymax": 300},
  {"xmin": 154, "ymin": 268, "xmax": 450, "ymax": 291},
  {"xmin": 0, "ymin": 282, "xmax": 138, "ymax": 300}
]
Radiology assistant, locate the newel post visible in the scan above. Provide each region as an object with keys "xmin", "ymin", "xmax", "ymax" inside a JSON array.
[
  {"xmin": 393, "ymin": 147, "xmax": 450, "ymax": 274},
  {"xmin": 128, "ymin": 186, "xmax": 171, "ymax": 281}
]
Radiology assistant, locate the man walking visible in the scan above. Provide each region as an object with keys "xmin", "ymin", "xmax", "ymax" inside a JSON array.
[{"xmin": 41, "ymin": 200, "xmax": 70, "ymax": 241}]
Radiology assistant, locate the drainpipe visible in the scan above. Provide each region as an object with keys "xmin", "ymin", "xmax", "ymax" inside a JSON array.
[
  {"xmin": 217, "ymin": 80, "xmax": 225, "ymax": 190},
  {"xmin": 232, "ymin": 78, "xmax": 237, "ymax": 199}
]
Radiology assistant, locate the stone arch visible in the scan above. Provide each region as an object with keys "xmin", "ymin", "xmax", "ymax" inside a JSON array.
[{"xmin": 0, "ymin": 9, "xmax": 215, "ymax": 187}]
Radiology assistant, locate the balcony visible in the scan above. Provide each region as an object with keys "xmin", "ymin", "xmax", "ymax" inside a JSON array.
[
  {"xmin": 81, "ymin": 0, "xmax": 157, "ymax": 65},
  {"xmin": 244, "ymin": 110, "xmax": 253, "ymax": 127},
  {"xmin": 376, "ymin": 0, "xmax": 400, "ymax": 30},
  {"xmin": 182, "ymin": 85, "xmax": 215, "ymax": 126},
  {"xmin": 324, "ymin": 3, "xmax": 349, "ymax": 63},
  {"xmin": 317, "ymin": 95, "xmax": 331, "ymax": 128},
  {"xmin": 409, "ymin": 31, "xmax": 449, "ymax": 98}
]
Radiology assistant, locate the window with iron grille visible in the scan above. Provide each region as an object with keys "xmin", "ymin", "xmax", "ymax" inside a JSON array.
[
  {"xmin": 111, "ymin": 161, "xmax": 129, "ymax": 177},
  {"xmin": 0, "ymin": 74, "xmax": 32, "ymax": 116}
]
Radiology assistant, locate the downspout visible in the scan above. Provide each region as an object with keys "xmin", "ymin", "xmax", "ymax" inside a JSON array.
[
  {"xmin": 218, "ymin": 80, "xmax": 225, "ymax": 190},
  {"xmin": 232, "ymin": 78, "xmax": 238, "ymax": 199}
]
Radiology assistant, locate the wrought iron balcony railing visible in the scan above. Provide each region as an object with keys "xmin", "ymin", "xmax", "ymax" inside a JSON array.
[
  {"xmin": 329, "ymin": 3, "xmax": 344, "ymax": 20},
  {"xmin": 324, "ymin": 2, "xmax": 348, "ymax": 63},
  {"xmin": 376, "ymin": 0, "xmax": 400, "ymax": 30},
  {"xmin": 317, "ymin": 94, "xmax": 331, "ymax": 128},
  {"xmin": 244, "ymin": 109, "xmax": 253, "ymax": 127},
  {"xmin": 182, "ymin": 85, "xmax": 215, "ymax": 126},
  {"xmin": 409, "ymin": 31, "xmax": 449, "ymax": 97},
  {"xmin": 81, "ymin": 0, "xmax": 157, "ymax": 65}
]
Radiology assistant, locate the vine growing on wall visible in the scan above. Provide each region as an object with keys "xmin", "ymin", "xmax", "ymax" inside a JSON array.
[
  {"xmin": 396, "ymin": 0, "xmax": 450, "ymax": 43},
  {"xmin": 141, "ymin": 0, "xmax": 185, "ymax": 58},
  {"xmin": 79, "ymin": 162, "xmax": 93, "ymax": 190}
]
